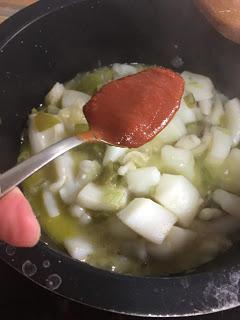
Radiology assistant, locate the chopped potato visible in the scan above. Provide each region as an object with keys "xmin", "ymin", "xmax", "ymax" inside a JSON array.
[
  {"xmin": 154, "ymin": 174, "xmax": 202, "ymax": 227},
  {"xmin": 161, "ymin": 145, "xmax": 195, "ymax": 180},
  {"xmin": 147, "ymin": 226, "xmax": 197, "ymax": 260},
  {"xmin": 45, "ymin": 82, "xmax": 64, "ymax": 106},
  {"xmin": 64, "ymin": 237, "xmax": 93, "ymax": 261},
  {"xmin": 117, "ymin": 198, "xmax": 177, "ymax": 244},
  {"xmin": 21, "ymin": 64, "xmax": 240, "ymax": 275},
  {"xmin": 126, "ymin": 167, "xmax": 160, "ymax": 196},
  {"xmin": 157, "ymin": 116, "xmax": 186, "ymax": 144},
  {"xmin": 77, "ymin": 182, "xmax": 128, "ymax": 211}
]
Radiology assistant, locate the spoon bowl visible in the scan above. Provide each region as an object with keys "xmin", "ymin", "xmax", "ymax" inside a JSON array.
[{"xmin": 0, "ymin": 67, "xmax": 183, "ymax": 198}]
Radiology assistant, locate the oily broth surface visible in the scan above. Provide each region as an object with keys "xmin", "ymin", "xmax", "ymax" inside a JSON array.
[{"xmin": 20, "ymin": 64, "xmax": 240, "ymax": 275}]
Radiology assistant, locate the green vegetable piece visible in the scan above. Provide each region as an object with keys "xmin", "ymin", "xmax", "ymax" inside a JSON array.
[
  {"xmin": 215, "ymin": 126, "xmax": 229, "ymax": 135},
  {"xmin": 75, "ymin": 67, "xmax": 113, "ymax": 95},
  {"xmin": 184, "ymin": 93, "xmax": 196, "ymax": 108},
  {"xmin": 76, "ymin": 142, "xmax": 106, "ymax": 162},
  {"xmin": 102, "ymin": 185, "xmax": 127, "ymax": 211},
  {"xmin": 98, "ymin": 162, "xmax": 119, "ymax": 185},
  {"xmin": 47, "ymin": 105, "xmax": 60, "ymax": 115},
  {"xmin": 202, "ymin": 166, "xmax": 216, "ymax": 190},
  {"xmin": 34, "ymin": 112, "xmax": 61, "ymax": 132},
  {"xmin": 186, "ymin": 122, "xmax": 202, "ymax": 136},
  {"xmin": 18, "ymin": 139, "xmax": 31, "ymax": 163},
  {"xmin": 194, "ymin": 160, "xmax": 217, "ymax": 196},
  {"xmin": 18, "ymin": 149, "xmax": 30, "ymax": 163},
  {"xmin": 74, "ymin": 123, "xmax": 90, "ymax": 134},
  {"xmin": 31, "ymin": 107, "xmax": 38, "ymax": 114},
  {"xmin": 90, "ymin": 143, "xmax": 106, "ymax": 162},
  {"xmin": 220, "ymin": 113, "xmax": 228, "ymax": 128}
]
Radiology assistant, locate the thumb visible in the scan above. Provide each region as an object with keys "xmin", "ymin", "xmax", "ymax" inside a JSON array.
[{"xmin": 0, "ymin": 188, "xmax": 40, "ymax": 247}]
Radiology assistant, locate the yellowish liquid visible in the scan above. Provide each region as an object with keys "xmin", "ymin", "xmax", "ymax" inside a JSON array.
[{"xmin": 20, "ymin": 65, "xmax": 238, "ymax": 275}]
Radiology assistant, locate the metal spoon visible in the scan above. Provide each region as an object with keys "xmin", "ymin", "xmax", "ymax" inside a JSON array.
[{"xmin": 0, "ymin": 136, "xmax": 88, "ymax": 198}]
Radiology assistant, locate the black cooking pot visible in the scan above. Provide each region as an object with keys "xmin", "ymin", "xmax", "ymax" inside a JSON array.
[{"xmin": 1, "ymin": 0, "xmax": 240, "ymax": 317}]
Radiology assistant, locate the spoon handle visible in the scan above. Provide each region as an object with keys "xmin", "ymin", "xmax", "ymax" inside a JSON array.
[{"xmin": 0, "ymin": 136, "xmax": 83, "ymax": 198}]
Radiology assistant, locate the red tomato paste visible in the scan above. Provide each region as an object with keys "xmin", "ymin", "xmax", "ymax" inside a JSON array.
[{"xmin": 80, "ymin": 67, "xmax": 184, "ymax": 148}]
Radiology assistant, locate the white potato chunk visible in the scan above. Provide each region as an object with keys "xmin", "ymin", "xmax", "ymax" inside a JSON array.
[
  {"xmin": 69, "ymin": 205, "xmax": 92, "ymax": 224},
  {"xmin": 28, "ymin": 115, "xmax": 65, "ymax": 154},
  {"xmin": 79, "ymin": 160, "xmax": 101, "ymax": 173},
  {"xmin": 213, "ymin": 189, "xmax": 240, "ymax": 218},
  {"xmin": 154, "ymin": 174, "xmax": 203, "ymax": 227},
  {"xmin": 45, "ymin": 82, "xmax": 64, "ymax": 106},
  {"xmin": 47, "ymin": 104, "xmax": 60, "ymax": 115},
  {"xmin": 224, "ymin": 98, "xmax": 240, "ymax": 146},
  {"xmin": 59, "ymin": 104, "xmax": 87, "ymax": 134},
  {"xmin": 118, "ymin": 162, "xmax": 137, "ymax": 176},
  {"xmin": 177, "ymin": 98, "xmax": 197, "ymax": 124},
  {"xmin": 64, "ymin": 237, "xmax": 93, "ymax": 261},
  {"xmin": 194, "ymin": 107, "xmax": 204, "ymax": 121},
  {"xmin": 59, "ymin": 181, "xmax": 80, "ymax": 204},
  {"xmin": 198, "ymin": 208, "xmax": 224, "ymax": 221},
  {"xmin": 210, "ymin": 94, "xmax": 224, "ymax": 125},
  {"xmin": 199, "ymin": 98, "xmax": 213, "ymax": 116},
  {"xmin": 77, "ymin": 183, "xmax": 128, "ymax": 211},
  {"xmin": 175, "ymin": 135, "xmax": 201, "ymax": 150},
  {"xmin": 112, "ymin": 63, "xmax": 137, "ymax": 79},
  {"xmin": 181, "ymin": 71, "xmax": 214, "ymax": 101},
  {"xmin": 218, "ymin": 148, "xmax": 240, "ymax": 194},
  {"xmin": 205, "ymin": 127, "xmax": 232, "ymax": 167},
  {"xmin": 161, "ymin": 145, "xmax": 195, "ymax": 180},
  {"xmin": 42, "ymin": 189, "xmax": 60, "ymax": 218},
  {"xmin": 103, "ymin": 146, "xmax": 128, "ymax": 166},
  {"xmin": 121, "ymin": 150, "xmax": 149, "ymax": 166},
  {"xmin": 61, "ymin": 89, "xmax": 90, "ymax": 109},
  {"xmin": 191, "ymin": 215, "xmax": 240, "ymax": 235},
  {"xmin": 126, "ymin": 167, "xmax": 161, "ymax": 196},
  {"xmin": 50, "ymin": 152, "xmax": 74, "ymax": 192},
  {"xmin": 192, "ymin": 129, "xmax": 212, "ymax": 157},
  {"xmin": 157, "ymin": 116, "xmax": 186, "ymax": 144},
  {"xmin": 147, "ymin": 226, "xmax": 197, "ymax": 260},
  {"xmin": 117, "ymin": 198, "xmax": 177, "ymax": 244},
  {"xmin": 77, "ymin": 160, "xmax": 101, "ymax": 188}
]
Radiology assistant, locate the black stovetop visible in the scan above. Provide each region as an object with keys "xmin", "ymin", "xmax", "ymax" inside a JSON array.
[{"xmin": 0, "ymin": 259, "xmax": 239, "ymax": 320}]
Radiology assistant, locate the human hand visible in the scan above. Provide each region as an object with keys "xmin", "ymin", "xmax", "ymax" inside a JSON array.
[
  {"xmin": 0, "ymin": 187, "xmax": 40, "ymax": 247},
  {"xmin": 197, "ymin": 0, "xmax": 240, "ymax": 44}
]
